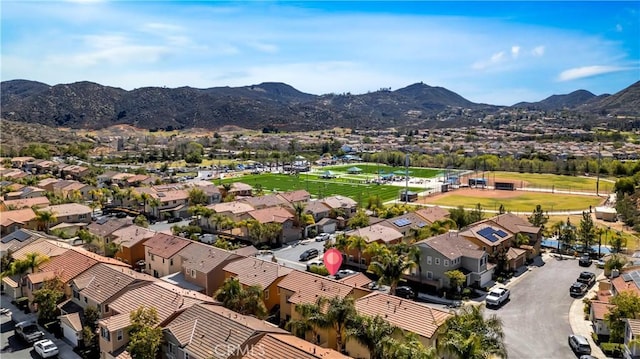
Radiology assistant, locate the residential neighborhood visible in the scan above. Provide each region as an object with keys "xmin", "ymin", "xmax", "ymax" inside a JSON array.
[{"xmin": 0, "ymin": 153, "xmax": 638, "ymax": 359}]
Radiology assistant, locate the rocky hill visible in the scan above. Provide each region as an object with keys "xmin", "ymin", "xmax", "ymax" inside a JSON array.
[{"xmin": 1, "ymin": 80, "xmax": 638, "ymax": 131}]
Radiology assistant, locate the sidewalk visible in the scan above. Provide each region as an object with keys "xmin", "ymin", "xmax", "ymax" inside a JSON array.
[
  {"xmin": 568, "ymin": 275, "xmax": 608, "ymax": 359},
  {"xmin": 1, "ymin": 295, "xmax": 82, "ymax": 359}
]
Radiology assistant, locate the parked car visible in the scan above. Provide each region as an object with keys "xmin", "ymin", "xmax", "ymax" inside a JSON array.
[
  {"xmin": 33, "ymin": 339, "xmax": 59, "ymax": 358},
  {"xmin": 395, "ymin": 286, "xmax": 415, "ymax": 299},
  {"xmin": 577, "ymin": 271, "xmax": 596, "ymax": 287},
  {"xmin": 167, "ymin": 217, "xmax": 182, "ymax": 223},
  {"xmin": 568, "ymin": 334, "xmax": 592, "ymax": 355},
  {"xmin": 485, "ymin": 287, "xmax": 510, "ymax": 307},
  {"xmin": 14, "ymin": 321, "xmax": 44, "ymax": 343},
  {"xmin": 570, "ymin": 282, "xmax": 588, "ymax": 297},
  {"xmin": 579, "ymin": 356, "xmax": 598, "ymax": 359},
  {"xmin": 315, "ymin": 233, "xmax": 330, "ymax": 242},
  {"xmin": 335, "ymin": 269, "xmax": 356, "ymax": 279},
  {"xmin": 299, "ymin": 248, "xmax": 319, "ymax": 261},
  {"xmin": 596, "ymin": 259, "xmax": 606, "ymax": 269},
  {"xmin": 579, "ymin": 253, "xmax": 592, "ymax": 267}
]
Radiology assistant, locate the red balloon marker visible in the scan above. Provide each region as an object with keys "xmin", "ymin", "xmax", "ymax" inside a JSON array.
[{"xmin": 323, "ymin": 248, "xmax": 343, "ymax": 276}]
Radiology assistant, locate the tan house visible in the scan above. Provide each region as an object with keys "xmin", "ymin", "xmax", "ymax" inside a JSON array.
[
  {"xmin": 414, "ymin": 206, "xmax": 451, "ymax": 224},
  {"xmin": 240, "ymin": 194, "xmax": 287, "ymax": 210},
  {"xmin": 459, "ymin": 223, "xmax": 527, "ymax": 271},
  {"xmin": 206, "ymin": 202, "xmax": 254, "ymax": 223},
  {"xmin": 41, "ymin": 203, "xmax": 93, "ymax": 227},
  {"xmin": 223, "ymin": 257, "xmax": 293, "ymax": 311},
  {"xmin": 111, "ymin": 225, "xmax": 156, "ymax": 266},
  {"xmin": 343, "ymin": 224, "xmax": 404, "ymax": 268},
  {"xmin": 480, "ymin": 213, "xmax": 543, "ymax": 258},
  {"xmin": 24, "ymin": 271, "xmax": 57, "ymax": 311},
  {"xmin": 1, "ymin": 197, "xmax": 50, "ymax": 211},
  {"xmin": 98, "ymin": 281, "xmax": 214, "ymax": 358},
  {"xmin": 246, "ymin": 206, "xmax": 298, "ymax": 244},
  {"xmin": 144, "ymin": 233, "xmax": 192, "ymax": 278},
  {"xmin": 177, "ymin": 242, "xmax": 242, "ymax": 296},
  {"xmin": 381, "ymin": 212, "xmax": 432, "ymax": 240},
  {"xmin": 12, "ymin": 238, "xmax": 71, "ymax": 261},
  {"xmin": 152, "ymin": 189, "xmax": 189, "ymax": 219},
  {"xmin": 322, "ymin": 195, "xmax": 358, "ymax": 218},
  {"xmin": 86, "ymin": 218, "xmax": 132, "ymax": 243},
  {"xmin": 233, "ymin": 333, "xmax": 351, "ymax": 359},
  {"xmin": 4, "ymin": 186, "xmax": 46, "ymax": 200},
  {"xmin": 277, "ymin": 270, "xmax": 370, "ymax": 349},
  {"xmin": 277, "ymin": 189, "xmax": 311, "ymax": 205},
  {"xmin": 346, "ymin": 292, "xmax": 452, "ymax": 358},
  {"xmin": 0, "ymin": 208, "xmax": 38, "ymax": 235},
  {"xmin": 162, "ymin": 303, "xmax": 287, "ymax": 359}
]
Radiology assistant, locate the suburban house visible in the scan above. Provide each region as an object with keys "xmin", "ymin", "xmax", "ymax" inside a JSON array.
[
  {"xmin": 0, "ymin": 196, "xmax": 50, "ymax": 211},
  {"xmin": 480, "ymin": 213, "xmax": 543, "ymax": 258},
  {"xmin": 246, "ymin": 206, "xmax": 298, "ymax": 244},
  {"xmin": 223, "ymin": 257, "xmax": 293, "ymax": 311},
  {"xmin": 303, "ymin": 200, "xmax": 332, "ymax": 223},
  {"xmin": 277, "ymin": 189, "xmax": 311, "ymax": 205},
  {"xmin": 0, "ymin": 208, "xmax": 37, "ymax": 235},
  {"xmin": 459, "ymin": 223, "xmax": 527, "ymax": 271},
  {"xmin": 277, "ymin": 270, "xmax": 370, "ymax": 349},
  {"xmin": 346, "ymin": 292, "xmax": 452, "ymax": 358},
  {"xmin": 381, "ymin": 212, "xmax": 432, "ymax": 240},
  {"xmin": 24, "ymin": 271, "xmax": 57, "ymax": 312},
  {"xmin": 0, "ymin": 228, "xmax": 44, "ymax": 256},
  {"xmin": 589, "ymin": 289, "xmax": 614, "ymax": 336},
  {"xmin": 177, "ymin": 242, "xmax": 243, "ymax": 296},
  {"xmin": 412, "ymin": 231, "xmax": 492, "ymax": 290},
  {"xmin": 233, "ymin": 333, "xmax": 351, "ymax": 359},
  {"xmin": 152, "ymin": 189, "xmax": 190, "ymax": 219},
  {"xmin": 322, "ymin": 196, "xmax": 358, "ymax": 218},
  {"xmin": 223, "ymin": 182, "xmax": 253, "ymax": 198},
  {"xmin": 98, "ymin": 281, "xmax": 214, "ymax": 359},
  {"xmin": 86, "ymin": 217, "xmax": 132, "ymax": 243},
  {"xmin": 240, "ymin": 194, "xmax": 288, "ymax": 210},
  {"xmin": 110, "ymin": 225, "xmax": 156, "ymax": 266},
  {"xmin": 162, "ymin": 303, "xmax": 287, "ymax": 359},
  {"xmin": 343, "ymin": 224, "xmax": 404, "ymax": 268},
  {"xmin": 144, "ymin": 233, "xmax": 192, "ymax": 278},
  {"xmin": 59, "ymin": 164, "xmax": 91, "ymax": 180},
  {"xmin": 41, "ymin": 203, "xmax": 93, "ymax": 227},
  {"xmin": 4, "ymin": 186, "xmax": 46, "ymax": 200},
  {"xmin": 61, "ymin": 264, "xmax": 155, "ymax": 347},
  {"xmin": 11, "ymin": 237, "xmax": 71, "ymax": 262},
  {"xmin": 414, "ymin": 206, "xmax": 451, "ymax": 224},
  {"xmin": 206, "ymin": 202, "xmax": 254, "ymax": 223},
  {"xmin": 624, "ymin": 319, "xmax": 640, "ymax": 359}
]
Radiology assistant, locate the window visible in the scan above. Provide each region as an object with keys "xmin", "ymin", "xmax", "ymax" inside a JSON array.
[
  {"xmin": 150, "ymin": 254, "xmax": 155, "ymax": 261},
  {"xmin": 103, "ymin": 304, "xmax": 109, "ymax": 313},
  {"xmin": 444, "ymin": 259, "xmax": 449, "ymax": 267},
  {"xmin": 360, "ymin": 258, "xmax": 367, "ymax": 265},
  {"xmin": 426, "ymin": 256, "xmax": 432, "ymax": 265},
  {"xmin": 84, "ymin": 296, "xmax": 88, "ymax": 303},
  {"xmin": 435, "ymin": 258, "xmax": 440, "ymax": 265},
  {"xmin": 170, "ymin": 258, "xmax": 173, "ymax": 266},
  {"xmin": 73, "ymin": 290, "xmax": 79, "ymax": 299},
  {"xmin": 117, "ymin": 329, "xmax": 123, "ymax": 341},
  {"xmin": 168, "ymin": 343, "xmax": 176, "ymax": 354},
  {"xmin": 100, "ymin": 327, "xmax": 110, "ymax": 341},
  {"xmin": 162, "ymin": 258, "xmax": 165, "ymax": 264},
  {"xmin": 264, "ymin": 289, "xmax": 269, "ymax": 301},
  {"xmin": 190, "ymin": 269, "xmax": 196, "ymax": 278},
  {"xmin": 427, "ymin": 271, "xmax": 433, "ymax": 279}
]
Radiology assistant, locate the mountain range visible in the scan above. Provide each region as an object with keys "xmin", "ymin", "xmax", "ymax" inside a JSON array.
[{"xmin": 1, "ymin": 79, "xmax": 638, "ymax": 131}]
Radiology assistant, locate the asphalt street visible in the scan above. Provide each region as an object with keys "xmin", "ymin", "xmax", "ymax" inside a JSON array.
[
  {"xmin": 492, "ymin": 256, "xmax": 603, "ymax": 359},
  {"xmin": 257, "ymin": 239, "xmax": 327, "ymax": 271}
]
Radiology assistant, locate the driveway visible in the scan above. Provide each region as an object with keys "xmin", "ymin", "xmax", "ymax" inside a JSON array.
[
  {"xmin": 491, "ymin": 256, "xmax": 603, "ymax": 359},
  {"xmin": 256, "ymin": 239, "xmax": 327, "ymax": 271}
]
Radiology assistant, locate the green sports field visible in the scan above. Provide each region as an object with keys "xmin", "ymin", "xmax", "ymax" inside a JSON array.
[
  {"xmin": 425, "ymin": 191, "xmax": 604, "ymax": 212},
  {"xmin": 486, "ymin": 171, "xmax": 614, "ymax": 193},
  {"xmin": 218, "ymin": 173, "xmax": 423, "ymax": 204},
  {"xmin": 322, "ymin": 164, "xmax": 443, "ymax": 178}
]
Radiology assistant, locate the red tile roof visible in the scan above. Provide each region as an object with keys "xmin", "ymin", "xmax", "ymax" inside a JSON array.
[
  {"xmin": 223, "ymin": 257, "xmax": 293, "ymax": 289},
  {"xmin": 144, "ymin": 233, "xmax": 191, "ymax": 258},
  {"xmin": 278, "ymin": 270, "xmax": 356, "ymax": 305}
]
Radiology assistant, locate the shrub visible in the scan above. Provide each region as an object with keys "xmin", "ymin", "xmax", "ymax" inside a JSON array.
[
  {"xmin": 309, "ymin": 265, "xmax": 329, "ymax": 276},
  {"xmin": 591, "ymin": 332, "xmax": 599, "ymax": 344},
  {"xmin": 601, "ymin": 342, "xmax": 623, "ymax": 356}
]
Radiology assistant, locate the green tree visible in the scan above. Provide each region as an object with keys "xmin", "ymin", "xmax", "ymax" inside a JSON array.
[
  {"xmin": 444, "ymin": 270, "xmax": 466, "ymax": 293},
  {"xmin": 605, "ymin": 292, "xmax": 640, "ymax": 342},
  {"xmin": 81, "ymin": 306, "xmax": 100, "ymax": 353},
  {"xmin": 367, "ymin": 246, "xmax": 416, "ymax": 296},
  {"xmin": 347, "ymin": 235, "xmax": 368, "ymax": 270},
  {"xmin": 528, "ymin": 204, "xmax": 548, "ymax": 228},
  {"xmin": 578, "ymin": 211, "xmax": 597, "ymax": 252},
  {"xmin": 347, "ymin": 209, "xmax": 370, "ymax": 229},
  {"xmin": 610, "ymin": 231, "xmax": 626, "ymax": 254},
  {"xmin": 348, "ymin": 315, "xmax": 398, "ymax": 359},
  {"xmin": 133, "ymin": 215, "xmax": 149, "ymax": 228},
  {"xmin": 468, "ymin": 203, "xmax": 484, "ymax": 223},
  {"xmin": 187, "ymin": 187, "xmax": 208, "ymax": 206},
  {"xmin": 438, "ymin": 304, "xmax": 507, "ymax": 359},
  {"xmin": 449, "ymin": 206, "xmax": 469, "ymax": 229},
  {"xmin": 127, "ymin": 306, "xmax": 163, "ymax": 359},
  {"xmin": 514, "ymin": 233, "xmax": 530, "ymax": 248},
  {"xmin": 214, "ymin": 277, "xmax": 268, "ymax": 319},
  {"xmin": 286, "ymin": 296, "xmax": 358, "ymax": 353},
  {"xmin": 32, "ymin": 277, "xmax": 65, "ymax": 322},
  {"xmin": 34, "ymin": 209, "xmax": 57, "ymax": 233},
  {"xmin": 384, "ymin": 332, "xmax": 438, "ymax": 359}
]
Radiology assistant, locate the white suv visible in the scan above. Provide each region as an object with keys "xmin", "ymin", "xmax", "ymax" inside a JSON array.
[{"xmin": 486, "ymin": 287, "xmax": 510, "ymax": 307}]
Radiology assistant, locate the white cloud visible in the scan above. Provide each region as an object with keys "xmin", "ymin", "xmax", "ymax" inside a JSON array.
[
  {"xmin": 557, "ymin": 65, "xmax": 627, "ymax": 81},
  {"xmin": 247, "ymin": 42, "xmax": 278, "ymax": 54},
  {"xmin": 531, "ymin": 46, "xmax": 545, "ymax": 57},
  {"xmin": 511, "ymin": 46, "xmax": 520, "ymax": 58},
  {"xmin": 141, "ymin": 22, "xmax": 184, "ymax": 34}
]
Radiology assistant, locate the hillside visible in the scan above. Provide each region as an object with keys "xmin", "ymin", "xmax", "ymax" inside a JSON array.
[{"xmin": 1, "ymin": 80, "xmax": 638, "ymax": 131}]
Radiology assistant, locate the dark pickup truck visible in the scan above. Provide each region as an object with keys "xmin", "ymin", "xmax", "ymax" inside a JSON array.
[{"xmin": 15, "ymin": 321, "xmax": 45, "ymax": 343}]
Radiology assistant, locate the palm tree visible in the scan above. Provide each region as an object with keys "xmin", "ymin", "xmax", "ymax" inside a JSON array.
[
  {"xmin": 287, "ymin": 296, "xmax": 358, "ymax": 353},
  {"xmin": 348, "ymin": 315, "xmax": 398, "ymax": 359},
  {"xmin": 367, "ymin": 248, "xmax": 416, "ymax": 296},
  {"xmin": 34, "ymin": 209, "xmax": 57, "ymax": 233},
  {"xmin": 437, "ymin": 304, "xmax": 507, "ymax": 359},
  {"xmin": 24, "ymin": 252, "xmax": 50, "ymax": 274},
  {"xmin": 187, "ymin": 188, "xmax": 207, "ymax": 206},
  {"xmin": 383, "ymin": 332, "xmax": 438, "ymax": 359},
  {"xmin": 347, "ymin": 235, "xmax": 368, "ymax": 270},
  {"xmin": 214, "ymin": 277, "xmax": 268, "ymax": 319}
]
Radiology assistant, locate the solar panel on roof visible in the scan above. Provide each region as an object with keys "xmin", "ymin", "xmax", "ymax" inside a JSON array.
[
  {"xmin": 393, "ymin": 218, "xmax": 411, "ymax": 227},
  {"xmin": 97, "ymin": 217, "xmax": 109, "ymax": 225},
  {"xmin": 477, "ymin": 227, "xmax": 501, "ymax": 243},
  {"xmin": 622, "ymin": 273, "xmax": 633, "ymax": 282},
  {"xmin": 495, "ymin": 230, "xmax": 508, "ymax": 238},
  {"xmin": 1, "ymin": 230, "xmax": 31, "ymax": 243},
  {"xmin": 417, "ymin": 222, "xmax": 427, "ymax": 228}
]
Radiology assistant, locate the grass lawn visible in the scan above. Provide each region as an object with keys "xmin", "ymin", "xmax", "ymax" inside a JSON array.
[
  {"xmin": 323, "ymin": 163, "xmax": 443, "ymax": 178},
  {"xmin": 218, "ymin": 173, "xmax": 422, "ymax": 204},
  {"xmin": 487, "ymin": 171, "xmax": 614, "ymax": 193},
  {"xmin": 425, "ymin": 192, "xmax": 603, "ymax": 213}
]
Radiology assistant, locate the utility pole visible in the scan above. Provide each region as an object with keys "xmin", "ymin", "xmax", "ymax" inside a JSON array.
[
  {"xmin": 405, "ymin": 153, "xmax": 410, "ymax": 204},
  {"xmin": 596, "ymin": 140, "xmax": 601, "ymax": 196}
]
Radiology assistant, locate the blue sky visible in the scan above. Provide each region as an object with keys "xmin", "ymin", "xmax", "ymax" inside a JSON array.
[{"xmin": 1, "ymin": 1, "xmax": 638, "ymax": 105}]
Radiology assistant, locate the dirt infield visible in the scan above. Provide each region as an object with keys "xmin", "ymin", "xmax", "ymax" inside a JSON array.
[{"xmin": 418, "ymin": 187, "xmax": 520, "ymax": 203}]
